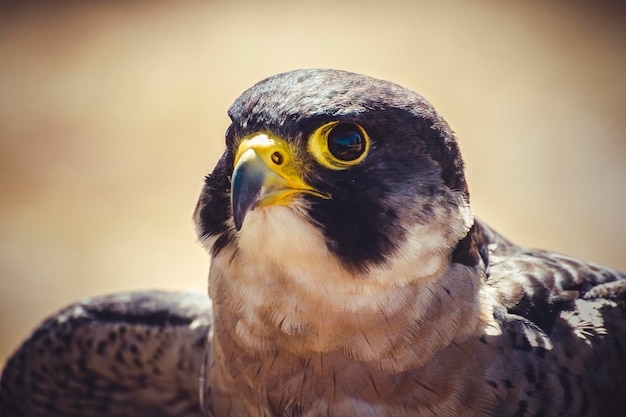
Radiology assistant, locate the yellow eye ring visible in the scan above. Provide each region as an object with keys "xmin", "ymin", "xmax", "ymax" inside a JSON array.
[{"xmin": 308, "ymin": 122, "xmax": 370, "ymax": 170}]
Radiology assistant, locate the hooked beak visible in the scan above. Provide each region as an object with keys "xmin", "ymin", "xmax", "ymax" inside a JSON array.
[{"xmin": 231, "ymin": 133, "xmax": 330, "ymax": 230}]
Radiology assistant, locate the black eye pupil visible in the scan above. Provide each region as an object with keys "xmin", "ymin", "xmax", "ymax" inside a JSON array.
[{"xmin": 327, "ymin": 124, "xmax": 365, "ymax": 161}]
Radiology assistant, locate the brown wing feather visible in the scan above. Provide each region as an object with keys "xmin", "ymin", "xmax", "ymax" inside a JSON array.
[
  {"xmin": 474, "ymin": 219, "xmax": 626, "ymax": 416},
  {"xmin": 477, "ymin": 218, "xmax": 625, "ymax": 331},
  {"xmin": 0, "ymin": 291, "xmax": 212, "ymax": 417}
]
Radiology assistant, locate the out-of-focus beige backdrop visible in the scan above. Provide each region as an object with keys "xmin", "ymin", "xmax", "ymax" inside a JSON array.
[{"xmin": 1, "ymin": 0, "xmax": 624, "ymax": 367}]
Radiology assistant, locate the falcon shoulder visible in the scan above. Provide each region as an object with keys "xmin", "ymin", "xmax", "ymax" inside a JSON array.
[
  {"xmin": 0, "ymin": 291, "xmax": 212, "ymax": 417},
  {"xmin": 474, "ymin": 219, "xmax": 626, "ymax": 416}
]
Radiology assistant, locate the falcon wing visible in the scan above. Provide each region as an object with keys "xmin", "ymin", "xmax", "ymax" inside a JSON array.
[
  {"xmin": 0, "ymin": 290, "xmax": 212, "ymax": 417},
  {"xmin": 478, "ymin": 219, "xmax": 626, "ymax": 416},
  {"xmin": 479, "ymin": 218, "xmax": 626, "ymax": 333}
]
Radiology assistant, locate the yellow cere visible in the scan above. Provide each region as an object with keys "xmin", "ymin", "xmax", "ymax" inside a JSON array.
[
  {"xmin": 234, "ymin": 133, "xmax": 291, "ymax": 169},
  {"xmin": 234, "ymin": 132, "xmax": 330, "ymax": 206}
]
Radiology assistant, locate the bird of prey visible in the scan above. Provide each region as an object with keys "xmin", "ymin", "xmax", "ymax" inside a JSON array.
[{"xmin": 2, "ymin": 69, "xmax": 625, "ymax": 417}]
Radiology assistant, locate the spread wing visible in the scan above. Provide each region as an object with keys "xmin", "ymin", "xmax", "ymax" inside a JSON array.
[{"xmin": 0, "ymin": 291, "xmax": 212, "ymax": 417}]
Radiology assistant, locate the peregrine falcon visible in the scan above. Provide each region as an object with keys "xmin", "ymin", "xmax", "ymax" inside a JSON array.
[{"xmin": 2, "ymin": 69, "xmax": 625, "ymax": 417}]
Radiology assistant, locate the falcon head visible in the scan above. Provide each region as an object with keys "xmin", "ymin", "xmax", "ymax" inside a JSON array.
[
  {"xmin": 194, "ymin": 69, "xmax": 482, "ymax": 363},
  {"xmin": 195, "ymin": 69, "xmax": 475, "ymax": 279}
]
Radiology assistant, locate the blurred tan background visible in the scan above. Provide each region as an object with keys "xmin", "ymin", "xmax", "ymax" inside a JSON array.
[{"xmin": 1, "ymin": 0, "xmax": 625, "ymax": 367}]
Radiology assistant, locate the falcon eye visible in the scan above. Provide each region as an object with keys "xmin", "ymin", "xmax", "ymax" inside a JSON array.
[
  {"xmin": 308, "ymin": 121, "xmax": 371, "ymax": 170},
  {"xmin": 327, "ymin": 124, "xmax": 366, "ymax": 162}
]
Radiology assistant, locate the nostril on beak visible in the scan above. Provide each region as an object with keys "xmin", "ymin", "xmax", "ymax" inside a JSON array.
[{"xmin": 271, "ymin": 151, "xmax": 284, "ymax": 166}]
